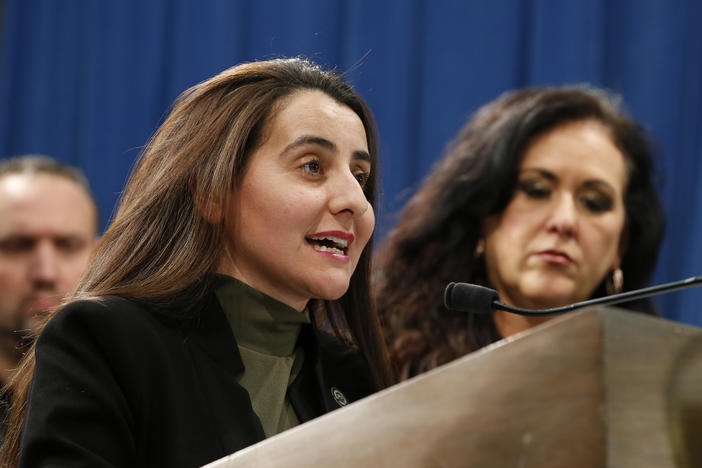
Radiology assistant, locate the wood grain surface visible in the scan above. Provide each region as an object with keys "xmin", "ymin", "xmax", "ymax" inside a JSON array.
[{"xmin": 204, "ymin": 308, "xmax": 702, "ymax": 468}]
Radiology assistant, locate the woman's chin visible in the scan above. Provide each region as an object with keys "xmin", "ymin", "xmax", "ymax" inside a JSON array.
[
  {"xmin": 523, "ymin": 274, "xmax": 591, "ymax": 305},
  {"xmin": 519, "ymin": 285, "xmax": 580, "ymax": 309},
  {"xmin": 312, "ymin": 282, "xmax": 351, "ymax": 302}
]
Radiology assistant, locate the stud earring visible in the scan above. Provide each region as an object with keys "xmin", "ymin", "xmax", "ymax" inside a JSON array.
[{"xmin": 474, "ymin": 239, "xmax": 485, "ymax": 259}]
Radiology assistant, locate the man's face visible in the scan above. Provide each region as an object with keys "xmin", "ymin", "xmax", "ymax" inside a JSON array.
[{"xmin": 0, "ymin": 173, "xmax": 97, "ymax": 332}]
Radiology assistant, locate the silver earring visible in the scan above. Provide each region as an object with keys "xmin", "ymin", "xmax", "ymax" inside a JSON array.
[{"xmin": 606, "ymin": 268, "xmax": 623, "ymax": 295}]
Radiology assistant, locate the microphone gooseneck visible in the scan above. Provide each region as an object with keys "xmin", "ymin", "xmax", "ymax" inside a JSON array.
[{"xmin": 444, "ymin": 275, "xmax": 702, "ymax": 316}]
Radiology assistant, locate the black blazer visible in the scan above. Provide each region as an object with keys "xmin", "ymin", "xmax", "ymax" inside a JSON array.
[{"xmin": 19, "ymin": 293, "xmax": 375, "ymax": 468}]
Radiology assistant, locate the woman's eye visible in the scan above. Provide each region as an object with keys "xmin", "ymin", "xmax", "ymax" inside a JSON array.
[
  {"xmin": 354, "ymin": 171, "xmax": 370, "ymax": 188},
  {"xmin": 301, "ymin": 160, "xmax": 321, "ymax": 175},
  {"xmin": 519, "ymin": 181, "xmax": 551, "ymax": 199},
  {"xmin": 581, "ymin": 194, "xmax": 613, "ymax": 213}
]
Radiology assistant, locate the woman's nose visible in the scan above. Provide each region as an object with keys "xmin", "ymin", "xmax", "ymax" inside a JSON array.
[
  {"xmin": 546, "ymin": 193, "xmax": 578, "ymax": 237},
  {"xmin": 328, "ymin": 171, "xmax": 369, "ymax": 219}
]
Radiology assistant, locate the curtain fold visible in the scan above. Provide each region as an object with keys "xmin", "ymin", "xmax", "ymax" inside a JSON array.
[{"xmin": 2, "ymin": 0, "xmax": 701, "ymax": 326}]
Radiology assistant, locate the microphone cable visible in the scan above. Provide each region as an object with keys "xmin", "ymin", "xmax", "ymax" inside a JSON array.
[{"xmin": 444, "ymin": 275, "xmax": 702, "ymax": 316}]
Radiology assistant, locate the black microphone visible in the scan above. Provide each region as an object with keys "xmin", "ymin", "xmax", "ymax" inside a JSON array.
[{"xmin": 444, "ymin": 275, "xmax": 702, "ymax": 316}]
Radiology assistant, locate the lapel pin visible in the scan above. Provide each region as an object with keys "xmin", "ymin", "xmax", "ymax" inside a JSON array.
[{"xmin": 330, "ymin": 386, "xmax": 348, "ymax": 407}]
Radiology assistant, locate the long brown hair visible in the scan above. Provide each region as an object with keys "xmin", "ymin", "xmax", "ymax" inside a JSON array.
[
  {"xmin": 1, "ymin": 57, "xmax": 393, "ymax": 465},
  {"xmin": 376, "ymin": 86, "xmax": 664, "ymax": 380}
]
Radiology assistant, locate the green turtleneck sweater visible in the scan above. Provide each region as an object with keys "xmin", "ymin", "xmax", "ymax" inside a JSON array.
[{"xmin": 214, "ymin": 274, "xmax": 311, "ymax": 438}]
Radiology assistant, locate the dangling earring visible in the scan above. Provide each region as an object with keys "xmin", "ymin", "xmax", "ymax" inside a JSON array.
[
  {"xmin": 606, "ymin": 268, "xmax": 623, "ymax": 295},
  {"xmin": 474, "ymin": 239, "xmax": 485, "ymax": 259}
]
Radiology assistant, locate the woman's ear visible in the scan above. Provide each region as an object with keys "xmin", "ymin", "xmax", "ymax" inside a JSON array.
[
  {"xmin": 191, "ymin": 180, "xmax": 223, "ymax": 224},
  {"xmin": 200, "ymin": 202, "xmax": 223, "ymax": 224}
]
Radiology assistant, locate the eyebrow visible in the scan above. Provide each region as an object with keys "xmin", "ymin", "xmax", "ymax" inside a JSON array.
[
  {"xmin": 283, "ymin": 135, "xmax": 371, "ymax": 163},
  {"xmin": 520, "ymin": 168, "xmax": 555, "ymax": 180},
  {"xmin": 520, "ymin": 168, "xmax": 616, "ymax": 192}
]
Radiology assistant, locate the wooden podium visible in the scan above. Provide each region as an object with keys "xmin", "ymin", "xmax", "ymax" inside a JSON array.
[{"xmin": 204, "ymin": 308, "xmax": 702, "ymax": 467}]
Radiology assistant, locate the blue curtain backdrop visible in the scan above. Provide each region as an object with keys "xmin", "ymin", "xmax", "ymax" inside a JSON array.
[{"xmin": 1, "ymin": 0, "xmax": 701, "ymax": 326}]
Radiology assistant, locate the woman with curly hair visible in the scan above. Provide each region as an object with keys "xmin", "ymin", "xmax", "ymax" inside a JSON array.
[{"xmin": 376, "ymin": 86, "xmax": 664, "ymax": 380}]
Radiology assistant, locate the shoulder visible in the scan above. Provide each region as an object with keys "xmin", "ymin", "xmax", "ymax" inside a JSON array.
[
  {"xmin": 54, "ymin": 295, "xmax": 188, "ymax": 324},
  {"xmin": 38, "ymin": 296, "xmax": 184, "ymax": 356},
  {"xmin": 47, "ymin": 296, "xmax": 160, "ymax": 331},
  {"xmin": 51, "ymin": 296, "xmax": 151, "ymax": 321},
  {"xmin": 32, "ymin": 296, "xmax": 202, "ymax": 404}
]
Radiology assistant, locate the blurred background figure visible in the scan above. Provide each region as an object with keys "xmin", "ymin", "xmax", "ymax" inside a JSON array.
[
  {"xmin": 376, "ymin": 86, "xmax": 664, "ymax": 379},
  {"xmin": 0, "ymin": 155, "xmax": 97, "ymax": 387}
]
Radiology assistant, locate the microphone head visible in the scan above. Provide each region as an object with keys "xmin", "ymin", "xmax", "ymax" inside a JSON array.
[{"xmin": 444, "ymin": 282, "xmax": 499, "ymax": 314}]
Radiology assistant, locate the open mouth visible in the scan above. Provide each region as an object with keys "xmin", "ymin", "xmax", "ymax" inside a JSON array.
[{"xmin": 307, "ymin": 235, "xmax": 349, "ymax": 256}]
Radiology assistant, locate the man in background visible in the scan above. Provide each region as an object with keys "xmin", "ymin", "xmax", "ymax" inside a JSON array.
[{"xmin": 0, "ymin": 155, "xmax": 98, "ymax": 391}]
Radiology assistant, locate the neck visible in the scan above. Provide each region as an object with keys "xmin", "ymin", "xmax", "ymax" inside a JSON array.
[{"xmin": 492, "ymin": 309, "xmax": 553, "ymax": 338}]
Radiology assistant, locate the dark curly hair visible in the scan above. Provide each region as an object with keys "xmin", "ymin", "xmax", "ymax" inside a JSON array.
[{"xmin": 376, "ymin": 86, "xmax": 665, "ymax": 380}]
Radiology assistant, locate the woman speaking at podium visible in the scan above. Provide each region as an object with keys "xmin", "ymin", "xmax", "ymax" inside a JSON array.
[
  {"xmin": 1, "ymin": 57, "xmax": 393, "ymax": 467},
  {"xmin": 376, "ymin": 86, "xmax": 665, "ymax": 380}
]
